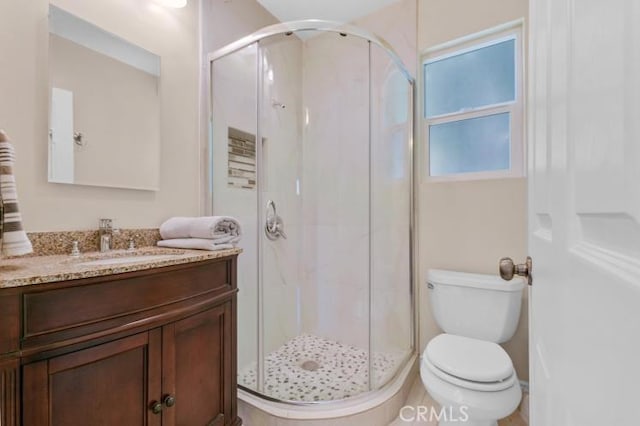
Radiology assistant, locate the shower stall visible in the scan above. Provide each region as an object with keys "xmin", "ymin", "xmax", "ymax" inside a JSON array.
[{"xmin": 208, "ymin": 20, "xmax": 415, "ymax": 407}]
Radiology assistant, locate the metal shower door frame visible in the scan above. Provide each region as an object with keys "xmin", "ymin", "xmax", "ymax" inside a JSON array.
[{"xmin": 207, "ymin": 19, "xmax": 417, "ymax": 405}]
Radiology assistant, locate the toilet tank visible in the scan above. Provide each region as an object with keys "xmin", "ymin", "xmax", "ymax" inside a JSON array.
[{"xmin": 427, "ymin": 269, "xmax": 524, "ymax": 343}]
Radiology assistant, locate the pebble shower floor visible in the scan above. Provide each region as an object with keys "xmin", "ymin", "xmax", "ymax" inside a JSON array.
[{"xmin": 238, "ymin": 333, "xmax": 406, "ymax": 402}]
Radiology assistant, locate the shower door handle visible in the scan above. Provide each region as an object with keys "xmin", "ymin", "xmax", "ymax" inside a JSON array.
[{"xmin": 265, "ymin": 200, "xmax": 287, "ymax": 240}]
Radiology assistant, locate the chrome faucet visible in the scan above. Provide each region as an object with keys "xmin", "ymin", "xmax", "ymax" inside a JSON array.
[{"xmin": 98, "ymin": 218, "xmax": 116, "ymax": 252}]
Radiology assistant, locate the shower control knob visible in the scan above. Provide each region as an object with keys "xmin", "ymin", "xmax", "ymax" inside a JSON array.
[
  {"xmin": 499, "ymin": 256, "xmax": 533, "ymax": 285},
  {"xmin": 265, "ymin": 200, "xmax": 287, "ymax": 240}
]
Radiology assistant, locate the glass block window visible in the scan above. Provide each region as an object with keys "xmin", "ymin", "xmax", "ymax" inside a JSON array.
[{"xmin": 423, "ymin": 25, "xmax": 523, "ymax": 180}]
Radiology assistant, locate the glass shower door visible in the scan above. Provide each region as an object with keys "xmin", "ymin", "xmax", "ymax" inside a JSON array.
[
  {"xmin": 255, "ymin": 33, "xmax": 304, "ymax": 399},
  {"xmin": 258, "ymin": 31, "xmax": 373, "ymax": 402},
  {"xmin": 210, "ymin": 43, "xmax": 259, "ymax": 393},
  {"xmin": 370, "ymin": 44, "xmax": 414, "ymax": 389}
]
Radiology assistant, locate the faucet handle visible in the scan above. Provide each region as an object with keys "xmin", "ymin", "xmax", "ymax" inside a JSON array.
[
  {"xmin": 99, "ymin": 218, "xmax": 113, "ymax": 230},
  {"xmin": 70, "ymin": 241, "xmax": 81, "ymax": 257}
]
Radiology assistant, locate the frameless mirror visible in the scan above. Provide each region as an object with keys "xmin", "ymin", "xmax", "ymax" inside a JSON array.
[{"xmin": 48, "ymin": 5, "xmax": 161, "ymax": 191}]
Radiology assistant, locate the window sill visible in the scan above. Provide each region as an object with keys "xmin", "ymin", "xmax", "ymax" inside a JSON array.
[{"xmin": 424, "ymin": 170, "xmax": 525, "ymax": 183}]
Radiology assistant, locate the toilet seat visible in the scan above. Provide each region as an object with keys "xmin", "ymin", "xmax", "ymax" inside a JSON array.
[
  {"xmin": 423, "ymin": 334, "xmax": 516, "ymax": 392},
  {"xmin": 421, "ymin": 356, "xmax": 522, "ymax": 424}
]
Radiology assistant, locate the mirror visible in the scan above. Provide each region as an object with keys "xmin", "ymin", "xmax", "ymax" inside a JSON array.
[{"xmin": 48, "ymin": 5, "xmax": 161, "ymax": 191}]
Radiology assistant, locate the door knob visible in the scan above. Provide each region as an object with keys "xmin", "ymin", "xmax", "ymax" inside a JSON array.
[{"xmin": 499, "ymin": 256, "xmax": 533, "ymax": 285}]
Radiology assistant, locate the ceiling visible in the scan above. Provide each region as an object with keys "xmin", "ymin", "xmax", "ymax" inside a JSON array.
[{"xmin": 256, "ymin": 0, "xmax": 402, "ymax": 24}]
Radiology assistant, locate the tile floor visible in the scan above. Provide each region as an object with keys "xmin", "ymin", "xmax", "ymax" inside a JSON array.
[
  {"xmin": 238, "ymin": 333, "xmax": 406, "ymax": 402},
  {"xmin": 388, "ymin": 375, "xmax": 528, "ymax": 425}
]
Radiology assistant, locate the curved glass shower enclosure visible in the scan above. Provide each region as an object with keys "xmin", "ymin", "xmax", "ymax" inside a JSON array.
[{"xmin": 209, "ymin": 21, "xmax": 414, "ymax": 404}]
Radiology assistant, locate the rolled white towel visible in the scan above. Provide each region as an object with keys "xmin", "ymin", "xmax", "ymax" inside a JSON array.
[
  {"xmin": 157, "ymin": 238, "xmax": 234, "ymax": 251},
  {"xmin": 190, "ymin": 216, "xmax": 241, "ymax": 241},
  {"xmin": 160, "ymin": 216, "xmax": 242, "ymax": 242}
]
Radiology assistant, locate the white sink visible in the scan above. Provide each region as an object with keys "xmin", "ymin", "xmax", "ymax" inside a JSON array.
[{"xmin": 77, "ymin": 254, "xmax": 182, "ymax": 267}]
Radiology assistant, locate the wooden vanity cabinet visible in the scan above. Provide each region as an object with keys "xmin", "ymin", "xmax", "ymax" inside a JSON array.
[
  {"xmin": 23, "ymin": 330, "xmax": 162, "ymax": 426},
  {"xmin": 0, "ymin": 255, "xmax": 241, "ymax": 426}
]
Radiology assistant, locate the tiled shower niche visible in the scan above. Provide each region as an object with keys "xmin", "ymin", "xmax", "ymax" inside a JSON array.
[{"xmin": 228, "ymin": 127, "xmax": 256, "ymax": 189}]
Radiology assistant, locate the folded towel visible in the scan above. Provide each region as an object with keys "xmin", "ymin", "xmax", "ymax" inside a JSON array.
[
  {"xmin": 0, "ymin": 132, "xmax": 33, "ymax": 257},
  {"xmin": 160, "ymin": 216, "xmax": 241, "ymax": 243},
  {"xmin": 157, "ymin": 238, "xmax": 235, "ymax": 251}
]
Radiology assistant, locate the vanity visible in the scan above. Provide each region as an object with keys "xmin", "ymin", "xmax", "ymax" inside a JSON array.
[{"xmin": 0, "ymin": 248, "xmax": 242, "ymax": 426}]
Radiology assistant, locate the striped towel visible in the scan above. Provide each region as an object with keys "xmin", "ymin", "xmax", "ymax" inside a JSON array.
[{"xmin": 0, "ymin": 134, "xmax": 33, "ymax": 257}]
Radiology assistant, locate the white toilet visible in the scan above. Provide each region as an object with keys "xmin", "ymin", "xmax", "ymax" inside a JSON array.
[{"xmin": 420, "ymin": 269, "xmax": 524, "ymax": 426}]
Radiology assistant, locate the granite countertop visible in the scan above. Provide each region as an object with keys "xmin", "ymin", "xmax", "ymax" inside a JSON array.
[{"xmin": 0, "ymin": 246, "xmax": 242, "ymax": 289}]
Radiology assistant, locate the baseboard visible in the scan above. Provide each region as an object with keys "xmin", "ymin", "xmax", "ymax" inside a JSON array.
[{"xmin": 519, "ymin": 391, "xmax": 530, "ymax": 424}]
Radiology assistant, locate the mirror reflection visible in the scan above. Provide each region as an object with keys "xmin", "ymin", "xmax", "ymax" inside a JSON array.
[{"xmin": 48, "ymin": 5, "xmax": 161, "ymax": 190}]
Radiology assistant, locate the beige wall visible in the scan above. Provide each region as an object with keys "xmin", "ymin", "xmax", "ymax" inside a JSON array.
[
  {"xmin": 201, "ymin": 0, "xmax": 277, "ymax": 54},
  {"xmin": 354, "ymin": 0, "xmax": 418, "ymax": 74},
  {"xmin": 0, "ymin": 0, "xmax": 200, "ymax": 231},
  {"xmin": 49, "ymin": 34, "xmax": 161, "ymax": 190},
  {"xmin": 417, "ymin": 0, "xmax": 530, "ymax": 381}
]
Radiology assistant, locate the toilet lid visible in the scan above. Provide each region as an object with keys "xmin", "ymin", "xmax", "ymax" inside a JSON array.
[{"xmin": 426, "ymin": 334, "xmax": 514, "ymax": 383}]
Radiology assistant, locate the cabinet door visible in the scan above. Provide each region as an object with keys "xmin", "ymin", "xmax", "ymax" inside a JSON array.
[
  {"xmin": 162, "ymin": 304, "xmax": 232, "ymax": 426},
  {"xmin": 22, "ymin": 331, "xmax": 162, "ymax": 426}
]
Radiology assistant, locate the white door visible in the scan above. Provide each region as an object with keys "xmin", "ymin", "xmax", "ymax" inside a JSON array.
[
  {"xmin": 529, "ymin": 0, "xmax": 640, "ymax": 425},
  {"xmin": 49, "ymin": 87, "xmax": 75, "ymax": 184}
]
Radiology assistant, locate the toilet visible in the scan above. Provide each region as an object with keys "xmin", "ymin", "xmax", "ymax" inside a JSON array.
[{"xmin": 420, "ymin": 269, "xmax": 525, "ymax": 426}]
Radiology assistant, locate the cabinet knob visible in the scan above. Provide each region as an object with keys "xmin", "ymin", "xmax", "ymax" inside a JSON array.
[
  {"xmin": 151, "ymin": 401, "xmax": 163, "ymax": 415},
  {"xmin": 163, "ymin": 394, "xmax": 176, "ymax": 408}
]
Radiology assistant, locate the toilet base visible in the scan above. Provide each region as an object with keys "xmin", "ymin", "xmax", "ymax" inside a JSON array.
[{"xmin": 439, "ymin": 420, "xmax": 497, "ymax": 426}]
